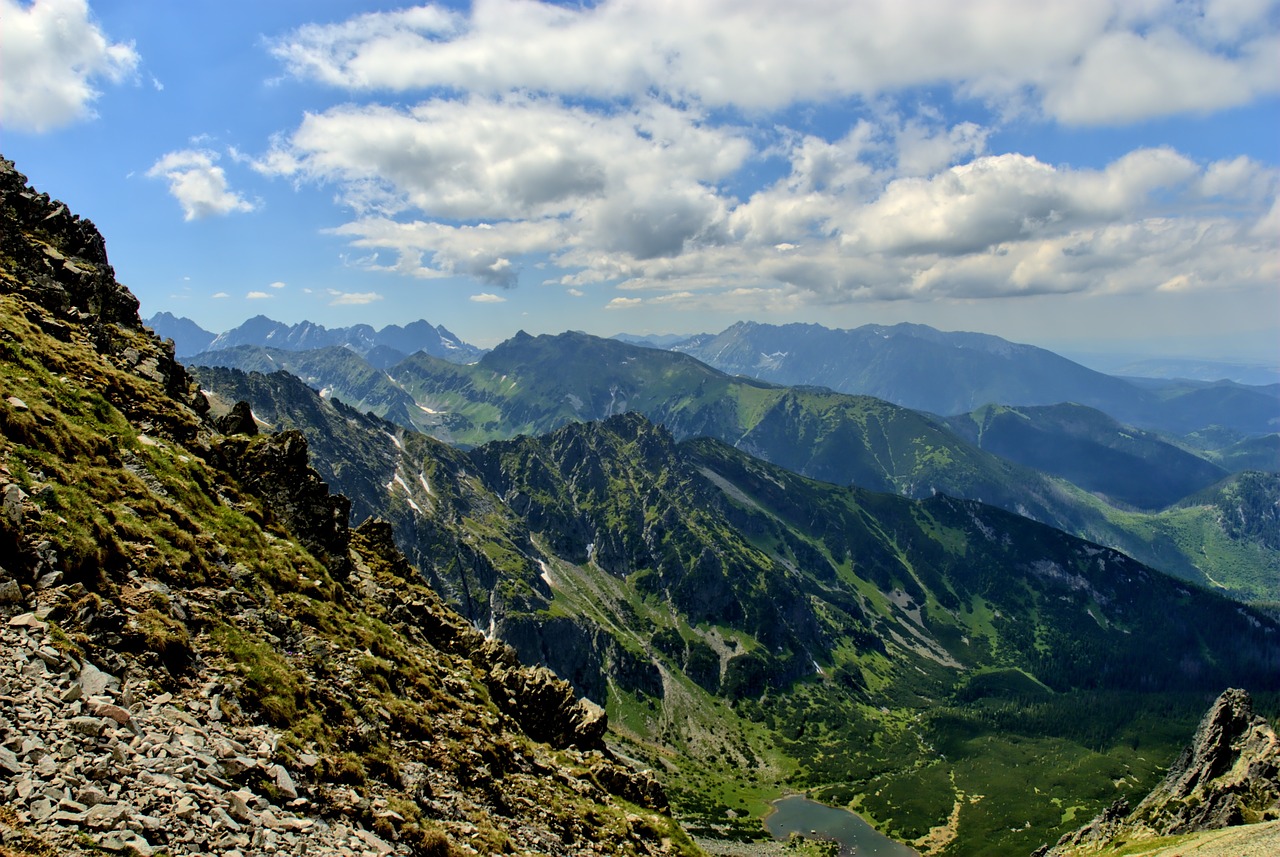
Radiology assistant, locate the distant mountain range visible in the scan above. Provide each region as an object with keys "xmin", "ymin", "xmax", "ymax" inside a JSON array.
[
  {"xmin": 666, "ymin": 321, "xmax": 1280, "ymax": 436},
  {"xmin": 1063, "ymin": 352, "xmax": 1280, "ymax": 386},
  {"xmin": 147, "ymin": 311, "xmax": 486, "ymax": 365}
]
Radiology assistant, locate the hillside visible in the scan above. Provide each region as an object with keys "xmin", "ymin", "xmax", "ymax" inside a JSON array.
[
  {"xmin": 0, "ymin": 156, "xmax": 690, "ymax": 856},
  {"xmin": 943, "ymin": 403, "xmax": 1229, "ymax": 510}
]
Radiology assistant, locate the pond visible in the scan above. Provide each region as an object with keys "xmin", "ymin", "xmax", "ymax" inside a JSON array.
[{"xmin": 764, "ymin": 795, "xmax": 920, "ymax": 856}]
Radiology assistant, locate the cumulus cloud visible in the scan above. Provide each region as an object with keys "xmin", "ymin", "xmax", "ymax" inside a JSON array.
[
  {"xmin": 246, "ymin": 291, "xmax": 272, "ymax": 299},
  {"xmin": 469, "ymin": 293, "xmax": 506, "ymax": 303},
  {"xmin": 257, "ymin": 96, "xmax": 747, "ymax": 222},
  {"xmin": 211, "ymin": 292, "xmax": 230, "ymax": 299},
  {"xmin": 0, "ymin": 0, "xmax": 139, "ymax": 132},
  {"xmin": 250, "ymin": 1, "xmax": 1278, "ymax": 317},
  {"xmin": 270, "ymin": 0, "xmax": 1280, "ymax": 124},
  {"xmin": 147, "ymin": 149, "xmax": 256, "ymax": 221}
]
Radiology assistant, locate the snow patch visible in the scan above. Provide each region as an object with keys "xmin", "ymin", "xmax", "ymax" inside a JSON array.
[{"xmin": 389, "ymin": 472, "xmax": 422, "ymax": 514}]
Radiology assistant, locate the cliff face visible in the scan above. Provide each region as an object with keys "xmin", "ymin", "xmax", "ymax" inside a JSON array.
[
  {"xmin": 1040, "ymin": 688, "xmax": 1280, "ymax": 855},
  {"xmin": 0, "ymin": 155, "xmax": 692, "ymax": 856}
]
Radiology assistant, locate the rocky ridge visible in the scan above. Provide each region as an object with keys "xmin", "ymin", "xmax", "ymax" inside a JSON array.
[
  {"xmin": 1039, "ymin": 688, "xmax": 1280, "ymax": 855},
  {"xmin": 0, "ymin": 154, "xmax": 693, "ymax": 856}
]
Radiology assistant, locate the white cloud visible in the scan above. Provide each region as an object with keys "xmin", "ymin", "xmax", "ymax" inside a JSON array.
[
  {"xmin": 211, "ymin": 291, "xmax": 230, "ymax": 299},
  {"xmin": 269, "ymin": 281, "xmax": 286, "ymax": 289},
  {"xmin": 270, "ymin": 0, "xmax": 1280, "ymax": 124},
  {"xmin": 0, "ymin": 0, "xmax": 139, "ymax": 132},
  {"xmin": 250, "ymin": 2, "xmax": 1278, "ymax": 316},
  {"xmin": 605, "ymin": 297, "xmax": 642, "ymax": 309},
  {"xmin": 328, "ymin": 290, "xmax": 383, "ymax": 305},
  {"xmin": 1041, "ymin": 27, "xmax": 1280, "ymax": 124},
  {"xmin": 246, "ymin": 291, "xmax": 272, "ymax": 299},
  {"xmin": 147, "ymin": 149, "xmax": 255, "ymax": 221},
  {"xmin": 469, "ymin": 293, "xmax": 506, "ymax": 303},
  {"xmin": 257, "ymin": 95, "xmax": 747, "ymax": 222}
]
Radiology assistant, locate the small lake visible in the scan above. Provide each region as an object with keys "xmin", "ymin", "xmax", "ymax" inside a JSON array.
[{"xmin": 765, "ymin": 795, "xmax": 920, "ymax": 857}]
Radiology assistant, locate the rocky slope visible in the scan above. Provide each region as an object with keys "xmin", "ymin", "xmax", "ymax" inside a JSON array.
[
  {"xmin": 1039, "ymin": 688, "xmax": 1280, "ymax": 855},
  {"xmin": 0, "ymin": 156, "xmax": 693, "ymax": 855}
]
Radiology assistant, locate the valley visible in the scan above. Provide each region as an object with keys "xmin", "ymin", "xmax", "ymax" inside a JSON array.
[
  {"xmin": 1, "ymin": 154, "xmax": 1276, "ymax": 857},
  {"xmin": 193, "ymin": 365, "xmax": 1280, "ymax": 855}
]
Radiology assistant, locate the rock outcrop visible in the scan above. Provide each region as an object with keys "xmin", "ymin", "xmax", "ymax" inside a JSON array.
[{"xmin": 1039, "ymin": 688, "xmax": 1280, "ymax": 855}]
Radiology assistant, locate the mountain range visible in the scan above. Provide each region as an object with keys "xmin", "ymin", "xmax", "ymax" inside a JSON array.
[
  {"xmin": 190, "ymin": 358, "xmax": 1280, "ymax": 855},
  {"xmin": 189, "ymin": 330, "xmax": 1279, "ymax": 605},
  {"xmin": 8, "ymin": 154, "xmax": 1280, "ymax": 856},
  {"xmin": 148, "ymin": 311, "xmax": 486, "ymax": 366},
  {"xmin": 668, "ymin": 320, "xmax": 1280, "ymax": 437}
]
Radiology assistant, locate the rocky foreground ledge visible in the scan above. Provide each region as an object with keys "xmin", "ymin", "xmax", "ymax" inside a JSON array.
[{"xmin": 1, "ymin": 608, "xmax": 409, "ymax": 857}]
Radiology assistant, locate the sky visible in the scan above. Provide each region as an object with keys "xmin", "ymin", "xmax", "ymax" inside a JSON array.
[{"xmin": 1, "ymin": 0, "xmax": 1278, "ymax": 359}]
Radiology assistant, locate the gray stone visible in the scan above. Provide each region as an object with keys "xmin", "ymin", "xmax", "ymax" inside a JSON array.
[
  {"xmin": 0, "ymin": 745, "xmax": 20, "ymax": 774},
  {"xmin": 212, "ymin": 805, "xmax": 241, "ymax": 831},
  {"xmin": 84, "ymin": 802, "xmax": 128, "ymax": 829},
  {"xmin": 4, "ymin": 396, "xmax": 28, "ymax": 410},
  {"xmin": 78, "ymin": 785, "xmax": 108, "ymax": 806},
  {"xmin": 8, "ymin": 612, "xmax": 45, "ymax": 631},
  {"xmin": 353, "ymin": 827, "xmax": 395, "ymax": 855},
  {"xmin": 29, "ymin": 797, "xmax": 55, "ymax": 821},
  {"xmin": 99, "ymin": 829, "xmax": 153, "ymax": 856},
  {"xmin": 0, "ymin": 579, "xmax": 22, "ymax": 604},
  {"xmin": 79, "ymin": 661, "xmax": 119, "ymax": 696},
  {"xmin": 271, "ymin": 763, "xmax": 298, "ymax": 800},
  {"xmin": 69, "ymin": 715, "xmax": 104, "ymax": 736},
  {"xmin": 34, "ymin": 571, "xmax": 62, "ymax": 590},
  {"xmin": 228, "ymin": 788, "xmax": 254, "ymax": 822},
  {"xmin": 89, "ymin": 701, "xmax": 132, "ymax": 725},
  {"xmin": 3, "ymin": 483, "xmax": 25, "ymax": 527},
  {"xmin": 221, "ymin": 754, "xmax": 256, "ymax": 776}
]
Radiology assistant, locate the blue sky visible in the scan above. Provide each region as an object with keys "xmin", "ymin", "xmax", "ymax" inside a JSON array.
[{"xmin": 2, "ymin": 0, "xmax": 1277, "ymax": 359}]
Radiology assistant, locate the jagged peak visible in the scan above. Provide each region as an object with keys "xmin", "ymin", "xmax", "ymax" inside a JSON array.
[{"xmin": 1041, "ymin": 687, "xmax": 1280, "ymax": 855}]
